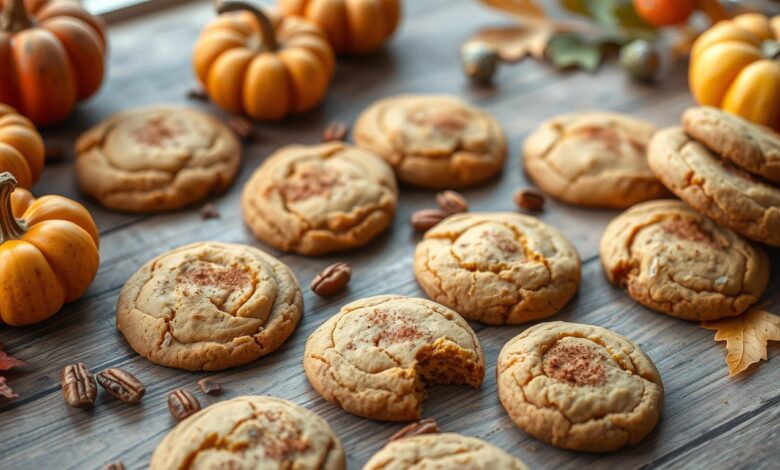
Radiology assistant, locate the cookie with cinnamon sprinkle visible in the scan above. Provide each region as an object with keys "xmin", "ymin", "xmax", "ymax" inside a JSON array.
[
  {"xmin": 497, "ymin": 321, "xmax": 664, "ymax": 452},
  {"xmin": 117, "ymin": 242, "xmax": 302, "ymax": 371},
  {"xmin": 242, "ymin": 142, "xmax": 397, "ymax": 255},
  {"xmin": 303, "ymin": 295, "xmax": 484, "ymax": 421},
  {"xmin": 150, "ymin": 396, "xmax": 345, "ymax": 470}
]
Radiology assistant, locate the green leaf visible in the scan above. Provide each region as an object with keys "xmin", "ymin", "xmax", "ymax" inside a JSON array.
[
  {"xmin": 559, "ymin": 0, "xmax": 656, "ymax": 39},
  {"xmin": 545, "ymin": 32, "xmax": 602, "ymax": 72}
]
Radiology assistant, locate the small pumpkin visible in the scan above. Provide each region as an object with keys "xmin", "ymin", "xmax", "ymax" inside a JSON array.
[
  {"xmin": 690, "ymin": 13, "xmax": 780, "ymax": 130},
  {"xmin": 279, "ymin": 0, "xmax": 400, "ymax": 54},
  {"xmin": 193, "ymin": 0, "xmax": 335, "ymax": 121},
  {"xmin": 0, "ymin": 171, "xmax": 100, "ymax": 326},
  {"xmin": 0, "ymin": 0, "xmax": 107, "ymax": 125},
  {"xmin": 0, "ymin": 104, "xmax": 44, "ymax": 188}
]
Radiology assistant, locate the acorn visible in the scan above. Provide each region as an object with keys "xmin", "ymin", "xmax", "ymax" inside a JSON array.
[
  {"xmin": 461, "ymin": 42, "xmax": 499, "ymax": 85},
  {"xmin": 619, "ymin": 39, "xmax": 660, "ymax": 82}
]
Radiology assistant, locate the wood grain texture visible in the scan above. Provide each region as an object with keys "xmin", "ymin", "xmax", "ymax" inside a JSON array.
[{"xmin": 1, "ymin": 1, "xmax": 779, "ymax": 469}]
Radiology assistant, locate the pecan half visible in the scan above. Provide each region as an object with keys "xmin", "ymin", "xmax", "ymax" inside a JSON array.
[
  {"xmin": 322, "ymin": 120, "xmax": 349, "ymax": 142},
  {"xmin": 61, "ymin": 363, "xmax": 97, "ymax": 408},
  {"xmin": 311, "ymin": 262, "xmax": 351, "ymax": 297},
  {"xmin": 390, "ymin": 418, "xmax": 440, "ymax": 441},
  {"xmin": 198, "ymin": 377, "xmax": 221, "ymax": 396},
  {"xmin": 411, "ymin": 209, "xmax": 448, "ymax": 232},
  {"xmin": 513, "ymin": 188, "xmax": 545, "ymax": 212},
  {"xmin": 227, "ymin": 116, "xmax": 255, "ymax": 142},
  {"xmin": 168, "ymin": 389, "xmax": 201, "ymax": 421},
  {"xmin": 436, "ymin": 190, "xmax": 469, "ymax": 214},
  {"xmin": 96, "ymin": 368, "xmax": 146, "ymax": 404}
]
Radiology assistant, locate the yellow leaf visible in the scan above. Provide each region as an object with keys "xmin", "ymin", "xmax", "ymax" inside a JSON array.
[
  {"xmin": 466, "ymin": 24, "xmax": 558, "ymax": 63},
  {"xmin": 702, "ymin": 309, "xmax": 780, "ymax": 377},
  {"xmin": 480, "ymin": 0, "xmax": 546, "ymax": 19}
]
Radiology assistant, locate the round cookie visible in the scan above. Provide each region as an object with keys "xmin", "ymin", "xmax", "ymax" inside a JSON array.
[
  {"xmin": 354, "ymin": 95, "xmax": 506, "ymax": 189},
  {"xmin": 150, "ymin": 396, "xmax": 345, "ymax": 470},
  {"xmin": 414, "ymin": 212, "xmax": 581, "ymax": 324},
  {"xmin": 648, "ymin": 127, "xmax": 780, "ymax": 246},
  {"xmin": 363, "ymin": 433, "xmax": 529, "ymax": 470},
  {"xmin": 75, "ymin": 106, "xmax": 241, "ymax": 212},
  {"xmin": 600, "ymin": 200, "xmax": 768, "ymax": 321},
  {"xmin": 683, "ymin": 106, "xmax": 780, "ymax": 184},
  {"xmin": 303, "ymin": 295, "xmax": 485, "ymax": 422},
  {"xmin": 497, "ymin": 321, "xmax": 664, "ymax": 453},
  {"xmin": 523, "ymin": 111, "xmax": 667, "ymax": 208},
  {"xmin": 117, "ymin": 242, "xmax": 302, "ymax": 371},
  {"xmin": 242, "ymin": 142, "xmax": 397, "ymax": 255}
]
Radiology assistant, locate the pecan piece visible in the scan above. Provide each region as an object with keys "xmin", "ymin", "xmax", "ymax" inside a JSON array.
[
  {"xmin": 513, "ymin": 188, "xmax": 545, "ymax": 212},
  {"xmin": 104, "ymin": 462, "xmax": 125, "ymax": 470},
  {"xmin": 168, "ymin": 389, "xmax": 201, "ymax": 421},
  {"xmin": 311, "ymin": 262, "xmax": 351, "ymax": 297},
  {"xmin": 227, "ymin": 116, "xmax": 255, "ymax": 142},
  {"xmin": 96, "ymin": 368, "xmax": 146, "ymax": 404},
  {"xmin": 390, "ymin": 418, "xmax": 440, "ymax": 441},
  {"xmin": 198, "ymin": 377, "xmax": 221, "ymax": 395},
  {"xmin": 322, "ymin": 120, "xmax": 349, "ymax": 142},
  {"xmin": 61, "ymin": 363, "xmax": 97, "ymax": 408},
  {"xmin": 436, "ymin": 190, "xmax": 469, "ymax": 214},
  {"xmin": 411, "ymin": 209, "xmax": 448, "ymax": 232},
  {"xmin": 200, "ymin": 203, "xmax": 220, "ymax": 220}
]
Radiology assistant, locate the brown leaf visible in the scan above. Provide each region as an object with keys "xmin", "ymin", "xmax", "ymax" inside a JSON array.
[
  {"xmin": 0, "ymin": 377, "xmax": 17, "ymax": 399},
  {"xmin": 702, "ymin": 309, "xmax": 780, "ymax": 377},
  {"xmin": 480, "ymin": 0, "xmax": 546, "ymax": 19},
  {"xmin": 0, "ymin": 342, "xmax": 24, "ymax": 371},
  {"xmin": 467, "ymin": 24, "xmax": 555, "ymax": 62}
]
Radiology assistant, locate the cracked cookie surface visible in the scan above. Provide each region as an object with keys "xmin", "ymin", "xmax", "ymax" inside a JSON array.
[
  {"xmin": 354, "ymin": 95, "xmax": 506, "ymax": 189},
  {"xmin": 150, "ymin": 396, "xmax": 345, "ymax": 470},
  {"xmin": 497, "ymin": 321, "xmax": 663, "ymax": 453},
  {"xmin": 600, "ymin": 200, "xmax": 768, "ymax": 321},
  {"xmin": 683, "ymin": 106, "xmax": 780, "ymax": 184},
  {"xmin": 648, "ymin": 127, "xmax": 780, "ymax": 246},
  {"xmin": 363, "ymin": 433, "xmax": 529, "ymax": 470},
  {"xmin": 523, "ymin": 111, "xmax": 666, "ymax": 208},
  {"xmin": 414, "ymin": 212, "xmax": 581, "ymax": 324},
  {"xmin": 75, "ymin": 106, "xmax": 240, "ymax": 212},
  {"xmin": 303, "ymin": 295, "xmax": 485, "ymax": 421},
  {"xmin": 117, "ymin": 242, "xmax": 302, "ymax": 371},
  {"xmin": 242, "ymin": 142, "xmax": 397, "ymax": 255}
]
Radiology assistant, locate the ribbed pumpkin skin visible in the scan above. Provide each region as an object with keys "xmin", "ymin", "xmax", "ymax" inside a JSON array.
[
  {"xmin": 689, "ymin": 13, "xmax": 780, "ymax": 131},
  {"xmin": 0, "ymin": 104, "xmax": 44, "ymax": 188}
]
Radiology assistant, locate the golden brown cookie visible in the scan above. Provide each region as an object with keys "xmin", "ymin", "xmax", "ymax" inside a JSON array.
[
  {"xmin": 150, "ymin": 396, "xmax": 345, "ymax": 470},
  {"xmin": 683, "ymin": 106, "xmax": 780, "ymax": 184},
  {"xmin": 75, "ymin": 106, "xmax": 240, "ymax": 212},
  {"xmin": 414, "ymin": 212, "xmax": 581, "ymax": 324},
  {"xmin": 242, "ymin": 142, "xmax": 397, "ymax": 255},
  {"xmin": 600, "ymin": 200, "xmax": 768, "ymax": 321},
  {"xmin": 303, "ymin": 295, "xmax": 485, "ymax": 421},
  {"xmin": 116, "ymin": 242, "xmax": 302, "ymax": 371},
  {"xmin": 523, "ymin": 111, "xmax": 667, "ymax": 208},
  {"xmin": 497, "ymin": 321, "xmax": 664, "ymax": 453},
  {"xmin": 354, "ymin": 95, "xmax": 506, "ymax": 188},
  {"xmin": 648, "ymin": 127, "xmax": 780, "ymax": 246},
  {"xmin": 363, "ymin": 433, "xmax": 529, "ymax": 470}
]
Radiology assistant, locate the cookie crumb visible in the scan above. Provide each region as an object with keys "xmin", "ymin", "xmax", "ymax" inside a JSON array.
[
  {"xmin": 198, "ymin": 377, "xmax": 221, "ymax": 395},
  {"xmin": 200, "ymin": 203, "xmax": 220, "ymax": 219}
]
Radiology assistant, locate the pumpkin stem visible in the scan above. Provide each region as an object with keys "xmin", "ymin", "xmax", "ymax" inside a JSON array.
[
  {"xmin": 216, "ymin": 0, "xmax": 279, "ymax": 52},
  {"xmin": 0, "ymin": 0, "xmax": 34, "ymax": 33},
  {"xmin": 0, "ymin": 172, "xmax": 25, "ymax": 243}
]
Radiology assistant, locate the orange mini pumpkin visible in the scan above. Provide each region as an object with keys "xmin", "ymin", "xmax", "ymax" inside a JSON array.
[
  {"xmin": 0, "ymin": 171, "xmax": 100, "ymax": 326},
  {"xmin": 194, "ymin": 0, "xmax": 335, "ymax": 121},
  {"xmin": 690, "ymin": 13, "xmax": 780, "ymax": 130},
  {"xmin": 279, "ymin": 0, "xmax": 400, "ymax": 54},
  {"xmin": 0, "ymin": 0, "xmax": 107, "ymax": 125},
  {"xmin": 0, "ymin": 103, "xmax": 43, "ymax": 188}
]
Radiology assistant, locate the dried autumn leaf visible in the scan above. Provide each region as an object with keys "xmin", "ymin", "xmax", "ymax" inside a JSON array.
[
  {"xmin": 467, "ymin": 24, "xmax": 556, "ymax": 62},
  {"xmin": 0, "ymin": 376, "xmax": 16, "ymax": 399},
  {"xmin": 480, "ymin": 0, "xmax": 546, "ymax": 19},
  {"xmin": 702, "ymin": 309, "xmax": 780, "ymax": 377},
  {"xmin": 0, "ymin": 349, "xmax": 25, "ymax": 371}
]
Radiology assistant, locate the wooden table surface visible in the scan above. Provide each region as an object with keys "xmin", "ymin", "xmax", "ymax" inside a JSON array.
[{"xmin": 1, "ymin": 1, "xmax": 779, "ymax": 469}]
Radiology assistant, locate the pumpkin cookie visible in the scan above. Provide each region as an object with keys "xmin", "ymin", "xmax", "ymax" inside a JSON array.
[
  {"xmin": 414, "ymin": 212, "xmax": 581, "ymax": 324},
  {"xmin": 683, "ymin": 106, "xmax": 780, "ymax": 184},
  {"xmin": 75, "ymin": 106, "xmax": 240, "ymax": 212},
  {"xmin": 648, "ymin": 127, "xmax": 780, "ymax": 246},
  {"xmin": 150, "ymin": 396, "xmax": 345, "ymax": 470},
  {"xmin": 363, "ymin": 433, "xmax": 529, "ymax": 470},
  {"xmin": 600, "ymin": 200, "xmax": 768, "ymax": 321},
  {"xmin": 354, "ymin": 95, "xmax": 506, "ymax": 188},
  {"xmin": 303, "ymin": 295, "xmax": 484, "ymax": 421},
  {"xmin": 497, "ymin": 321, "xmax": 664, "ymax": 453},
  {"xmin": 242, "ymin": 142, "xmax": 397, "ymax": 255},
  {"xmin": 523, "ymin": 111, "xmax": 666, "ymax": 208},
  {"xmin": 116, "ymin": 242, "xmax": 302, "ymax": 371}
]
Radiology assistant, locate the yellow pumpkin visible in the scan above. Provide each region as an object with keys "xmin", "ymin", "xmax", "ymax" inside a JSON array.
[
  {"xmin": 279, "ymin": 0, "xmax": 400, "ymax": 54},
  {"xmin": 690, "ymin": 13, "xmax": 780, "ymax": 130},
  {"xmin": 0, "ymin": 171, "xmax": 100, "ymax": 325},
  {"xmin": 193, "ymin": 0, "xmax": 335, "ymax": 121},
  {"xmin": 0, "ymin": 103, "xmax": 44, "ymax": 189}
]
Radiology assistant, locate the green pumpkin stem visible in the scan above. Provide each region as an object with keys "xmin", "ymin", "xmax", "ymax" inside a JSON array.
[
  {"xmin": 216, "ymin": 0, "xmax": 279, "ymax": 52},
  {"xmin": 0, "ymin": 0, "xmax": 34, "ymax": 33},
  {"xmin": 0, "ymin": 172, "xmax": 26, "ymax": 243}
]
